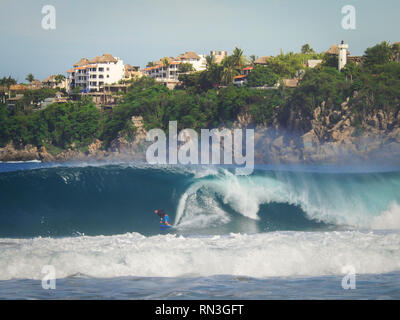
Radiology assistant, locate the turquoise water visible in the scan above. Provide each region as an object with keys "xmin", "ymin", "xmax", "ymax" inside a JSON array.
[{"xmin": 0, "ymin": 162, "xmax": 400, "ymax": 299}]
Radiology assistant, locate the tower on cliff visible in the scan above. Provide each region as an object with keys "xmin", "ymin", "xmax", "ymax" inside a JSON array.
[{"xmin": 338, "ymin": 40, "xmax": 349, "ymax": 71}]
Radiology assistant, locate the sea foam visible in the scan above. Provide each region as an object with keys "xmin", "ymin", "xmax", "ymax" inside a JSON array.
[{"xmin": 1, "ymin": 231, "xmax": 400, "ymax": 280}]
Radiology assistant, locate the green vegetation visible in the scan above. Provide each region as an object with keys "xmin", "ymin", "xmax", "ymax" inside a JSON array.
[
  {"xmin": 1, "ymin": 41, "xmax": 400, "ymax": 154},
  {"xmin": 101, "ymin": 77, "xmax": 284, "ymax": 145},
  {"xmin": 364, "ymin": 41, "xmax": 393, "ymax": 70},
  {"xmin": 178, "ymin": 63, "xmax": 195, "ymax": 73},
  {"xmin": 0, "ymin": 97, "xmax": 101, "ymax": 149},
  {"xmin": 247, "ymin": 65, "xmax": 279, "ymax": 87},
  {"xmin": 25, "ymin": 74, "xmax": 34, "ymax": 83},
  {"xmin": 0, "ymin": 76, "xmax": 17, "ymax": 87}
]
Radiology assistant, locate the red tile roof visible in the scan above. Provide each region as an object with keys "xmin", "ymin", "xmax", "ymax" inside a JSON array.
[{"xmin": 234, "ymin": 75, "xmax": 248, "ymax": 79}]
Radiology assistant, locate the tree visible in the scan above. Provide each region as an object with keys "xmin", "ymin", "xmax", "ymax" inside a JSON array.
[
  {"xmin": 219, "ymin": 47, "xmax": 244, "ymax": 85},
  {"xmin": 221, "ymin": 61, "xmax": 238, "ymax": 85},
  {"xmin": 231, "ymin": 47, "xmax": 245, "ymax": 70},
  {"xmin": 0, "ymin": 76, "xmax": 17, "ymax": 88},
  {"xmin": 146, "ymin": 61, "xmax": 155, "ymax": 67},
  {"xmin": 322, "ymin": 53, "xmax": 338, "ymax": 69},
  {"xmin": 26, "ymin": 74, "xmax": 34, "ymax": 83},
  {"xmin": 204, "ymin": 55, "xmax": 222, "ymax": 86},
  {"xmin": 301, "ymin": 44, "xmax": 314, "ymax": 54},
  {"xmin": 205, "ymin": 55, "xmax": 214, "ymax": 70},
  {"xmin": 249, "ymin": 55, "xmax": 257, "ymax": 65},
  {"xmin": 247, "ymin": 65, "xmax": 279, "ymax": 87},
  {"xmin": 288, "ymin": 67, "xmax": 350, "ymax": 118},
  {"xmin": 178, "ymin": 63, "xmax": 194, "ymax": 73},
  {"xmin": 55, "ymin": 74, "xmax": 66, "ymax": 84},
  {"xmin": 267, "ymin": 52, "xmax": 305, "ymax": 78},
  {"xmin": 341, "ymin": 61, "xmax": 361, "ymax": 82},
  {"xmin": 364, "ymin": 41, "xmax": 393, "ymax": 69}
]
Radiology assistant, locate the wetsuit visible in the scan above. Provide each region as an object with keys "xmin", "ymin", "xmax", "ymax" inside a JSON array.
[{"xmin": 163, "ymin": 215, "xmax": 170, "ymax": 225}]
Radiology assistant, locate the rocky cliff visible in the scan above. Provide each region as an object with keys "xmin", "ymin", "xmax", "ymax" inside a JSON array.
[{"xmin": 1, "ymin": 106, "xmax": 400, "ymax": 165}]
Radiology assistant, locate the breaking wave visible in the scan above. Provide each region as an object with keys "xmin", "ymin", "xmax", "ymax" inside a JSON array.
[{"xmin": 0, "ymin": 164, "xmax": 400, "ymax": 237}]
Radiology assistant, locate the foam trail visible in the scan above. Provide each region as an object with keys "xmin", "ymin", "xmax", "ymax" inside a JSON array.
[{"xmin": 1, "ymin": 231, "xmax": 400, "ymax": 280}]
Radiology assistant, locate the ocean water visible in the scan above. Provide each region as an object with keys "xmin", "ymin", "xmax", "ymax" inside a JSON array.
[{"xmin": 0, "ymin": 161, "xmax": 400, "ymax": 299}]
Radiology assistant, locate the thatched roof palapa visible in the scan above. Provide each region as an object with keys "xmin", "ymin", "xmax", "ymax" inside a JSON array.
[
  {"xmin": 177, "ymin": 52, "xmax": 201, "ymax": 60},
  {"xmin": 73, "ymin": 58, "xmax": 90, "ymax": 67},
  {"xmin": 326, "ymin": 45, "xmax": 350, "ymax": 55},
  {"xmin": 254, "ymin": 56, "xmax": 271, "ymax": 65}
]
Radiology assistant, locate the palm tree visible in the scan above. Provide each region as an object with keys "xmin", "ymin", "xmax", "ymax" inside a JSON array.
[
  {"xmin": 249, "ymin": 55, "xmax": 257, "ymax": 65},
  {"xmin": 221, "ymin": 57, "xmax": 238, "ymax": 85},
  {"xmin": 0, "ymin": 76, "xmax": 16, "ymax": 88},
  {"xmin": 205, "ymin": 55, "xmax": 214, "ymax": 70},
  {"xmin": 54, "ymin": 74, "xmax": 66, "ymax": 87},
  {"xmin": 55, "ymin": 74, "xmax": 65, "ymax": 83},
  {"xmin": 221, "ymin": 67, "xmax": 236, "ymax": 85},
  {"xmin": 219, "ymin": 47, "xmax": 244, "ymax": 85},
  {"xmin": 231, "ymin": 47, "xmax": 245, "ymax": 70},
  {"xmin": 301, "ymin": 44, "xmax": 314, "ymax": 54},
  {"xmin": 26, "ymin": 73, "xmax": 34, "ymax": 83}
]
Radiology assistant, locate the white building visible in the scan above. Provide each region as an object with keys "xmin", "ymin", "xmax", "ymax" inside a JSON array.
[
  {"xmin": 142, "ymin": 51, "xmax": 207, "ymax": 87},
  {"xmin": 338, "ymin": 41, "xmax": 349, "ymax": 71},
  {"xmin": 66, "ymin": 54, "xmax": 125, "ymax": 92},
  {"xmin": 176, "ymin": 52, "xmax": 207, "ymax": 71},
  {"xmin": 306, "ymin": 59, "xmax": 323, "ymax": 69},
  {"xmin": 326, "ymin": 42, "xmax": 350, "ymax": 71}
]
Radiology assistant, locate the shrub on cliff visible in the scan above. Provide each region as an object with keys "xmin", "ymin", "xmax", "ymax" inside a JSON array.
[{"xmin": 0, "ymin": 98, "xmax": 101, "ymax": 150}]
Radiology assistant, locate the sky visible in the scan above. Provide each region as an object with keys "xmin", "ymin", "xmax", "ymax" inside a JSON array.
[{"xmin": 1, "ymin": 0, "xmax": 399, "ymax": 82}]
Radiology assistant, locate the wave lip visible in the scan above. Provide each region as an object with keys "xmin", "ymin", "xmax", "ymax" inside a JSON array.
[{"xmin": 1, "ymin": 231, "xmax": 400, "ymax": 280}]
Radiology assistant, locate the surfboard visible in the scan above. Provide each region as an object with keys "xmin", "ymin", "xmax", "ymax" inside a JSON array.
[{"xmin": 160, "ymin": 224, "xmax": 173, "ymax": 229}]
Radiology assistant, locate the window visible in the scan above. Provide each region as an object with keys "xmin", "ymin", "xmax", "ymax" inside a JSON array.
[
  {"xmin": 99, "ymin": 68, "xmax": 104, "ymax": 72},
  {"xmin": 99, "ymin": 75, "xmax": 104, "ymax": 79},
  {"xmin": 107, "ymin": 75, "xmax": 109, "ymax": 78},
  {"xmin": 107, "ymin": 68, "xmax": 109, "ymax": 71}
]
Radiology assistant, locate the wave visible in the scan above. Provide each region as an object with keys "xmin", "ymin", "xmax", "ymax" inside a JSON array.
[
  {"xmin": 174, "ymin": 168, "xmax": 400, "ymax": 231},
  {"xmin": 0, "ymin": 160, "xmax": 42, "ymax": 163},
  {"xmin": 0, "ymin": 164, "xmax": 400, "ymax": 237},
  {"xmin": 1, "ymin": 231, "xmax": 400, "ymax": 280}
]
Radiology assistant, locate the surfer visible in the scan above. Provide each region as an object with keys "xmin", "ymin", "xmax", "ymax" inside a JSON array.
[{"xmin": 154, "ymin": 209, "xmax": 172, "ymax": 227}]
